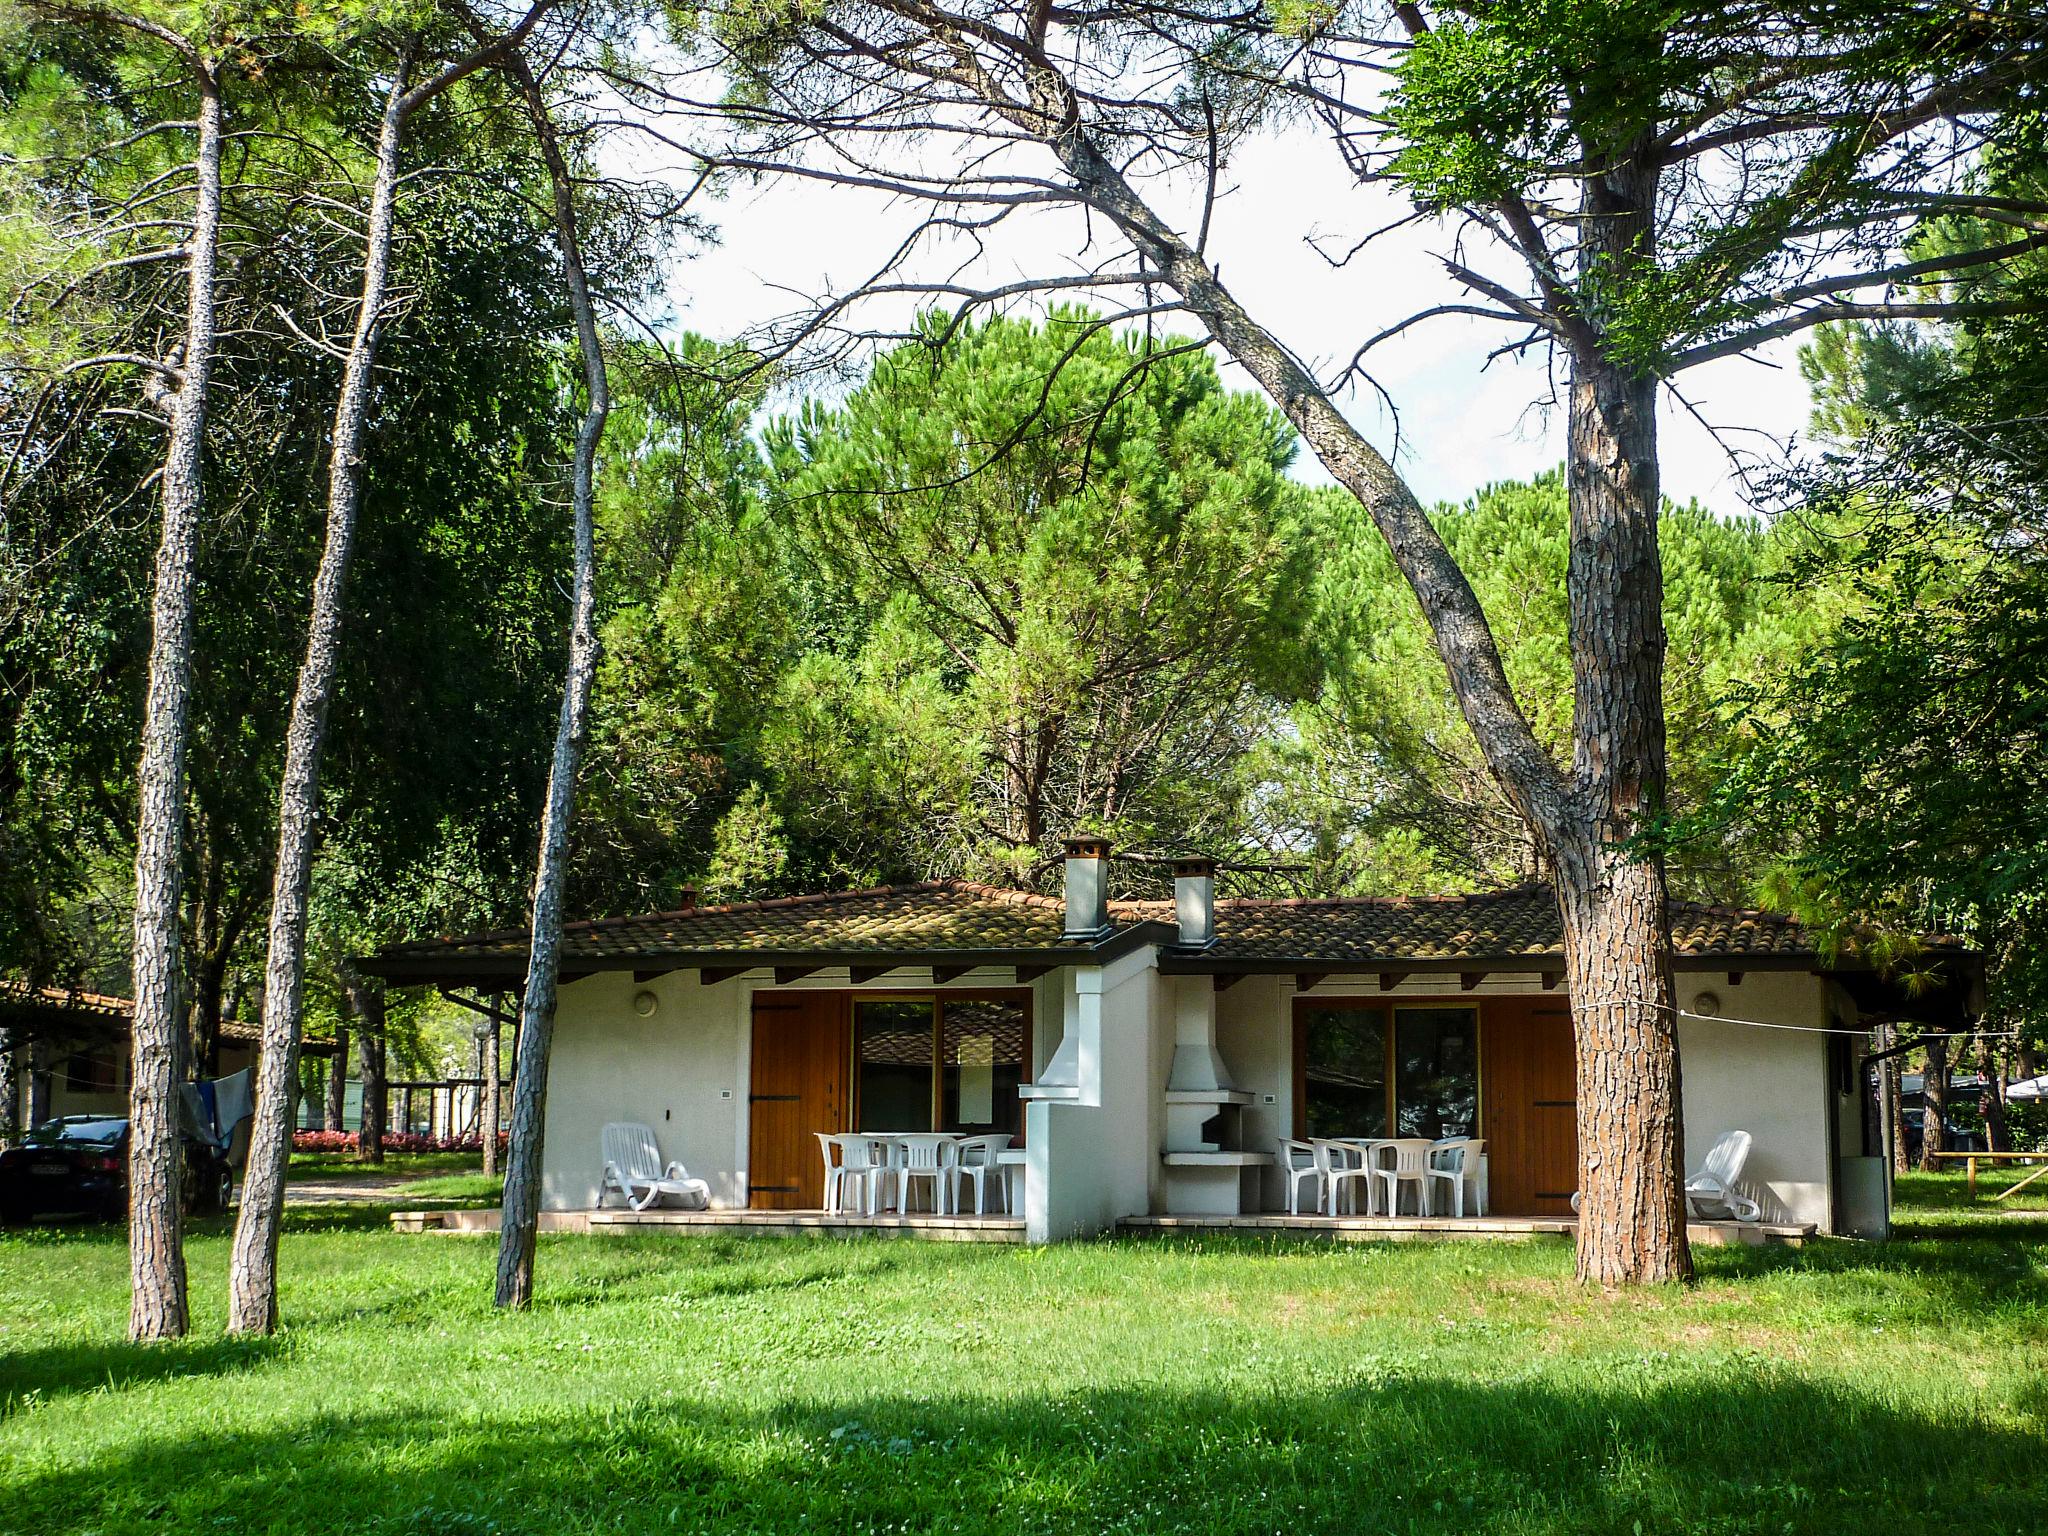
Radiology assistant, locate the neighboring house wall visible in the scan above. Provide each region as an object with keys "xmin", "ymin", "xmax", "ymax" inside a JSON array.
[
  {"xmin": 1674, "ymin": 970, "xmax": 1834, "ymax": 1229},
  {"xmin": 540, "ymin": 971, "xmax": 745, "ymax": 1210}
]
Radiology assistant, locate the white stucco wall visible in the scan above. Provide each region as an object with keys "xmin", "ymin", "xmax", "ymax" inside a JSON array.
[
  {"xmin": 1673, "ymin": 969, "xmax": 1836, "ymax": 1230},
  {"xmin": 1028, "ymin": 950, "xmax": 1161, "ymax": 1240},
  {"xmin": 1214, "ymin": 975, "xmax": 1293, "ymax": 1207},
  {"xmin": 539, "ymin": 970, "xmax": 745, "ymax": 1210}
]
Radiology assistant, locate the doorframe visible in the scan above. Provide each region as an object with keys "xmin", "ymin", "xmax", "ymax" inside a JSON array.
[
  {"xmin": 742, "ymin": 985, "xmax": 1037, "ymax": 1209},
  {"xmin": 845, "ymin": 988, "xmax": 1034, "ymax": 1134}
]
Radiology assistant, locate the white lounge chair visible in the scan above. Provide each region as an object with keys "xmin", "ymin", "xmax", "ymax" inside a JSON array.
[
  {"xmin": 600, "ymin": 1122, "xmax": 710, "ymax": 1212},
  {"xmin": 1685, "ymin": 1129, "xmax": 1762, "ymax": 1222},
  {"xmin": 1567, "ymin": 1129, "xmax": 1762, "ymax": 1222}
]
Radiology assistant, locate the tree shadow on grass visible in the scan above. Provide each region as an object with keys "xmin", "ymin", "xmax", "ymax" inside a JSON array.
[
  {"xmin": 0, "ymin": 1332, "xmax": 284, "ymax": 1421},
  {"xmin": 1699, "ymin": 1221, "xmax": 2048, "ymax": 1310},
  {"xmin": 5, "ymin": 1369, "xmax": 2041, "ymax": 1536}
]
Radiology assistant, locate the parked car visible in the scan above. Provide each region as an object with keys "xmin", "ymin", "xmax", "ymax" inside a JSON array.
[{"xmin": 0, "ymin": 1115, "xmax": 233, "ymax": 1225}]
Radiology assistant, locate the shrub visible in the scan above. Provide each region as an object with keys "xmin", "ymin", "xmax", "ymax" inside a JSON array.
[{"xmin": 292, "ymin": 1130, "xmax": 509, "ymax": 1155}]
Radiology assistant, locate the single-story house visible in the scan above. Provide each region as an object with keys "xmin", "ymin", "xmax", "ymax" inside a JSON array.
[
  {"xmin": 365, "ymin": 842, "xmax": 1978, "ymax": 1242},
  {"xmin": 1, "ymin": 982, "xmax": 337, "ymax": 1128}
]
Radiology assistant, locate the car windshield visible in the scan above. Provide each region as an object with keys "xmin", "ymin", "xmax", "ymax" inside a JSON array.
[{"xmin": 23, "ymin": 1117, "xmax": 127, "ymax": 1148}]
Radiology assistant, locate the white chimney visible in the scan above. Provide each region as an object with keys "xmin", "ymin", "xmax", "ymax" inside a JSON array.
[
  {"xmin": 1062, "ymin": 836, "xmax": 1113, "ymax": 939},
  {"xmin": 1173, "ymin": 856, "xmax": 1218, "ymax": 949}
]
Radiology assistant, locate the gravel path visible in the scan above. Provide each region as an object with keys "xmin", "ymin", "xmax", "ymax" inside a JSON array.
[{"xmin": 282, "ymin": 1174, "xmax": 446, "ymax": 1205}]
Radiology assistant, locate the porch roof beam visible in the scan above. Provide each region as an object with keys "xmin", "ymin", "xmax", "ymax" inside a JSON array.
[{"xmin": 436, "ymin": 987, "xmax": 518, "ymax": 1030}]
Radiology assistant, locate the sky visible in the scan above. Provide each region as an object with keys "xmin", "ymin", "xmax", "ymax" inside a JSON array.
[{"xmin": 644, "ymin": 123, "xmax": 1818, "ymax": 516}]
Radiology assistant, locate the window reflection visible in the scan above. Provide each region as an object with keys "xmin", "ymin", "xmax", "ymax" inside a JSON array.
[
  {"xmin": 854, "ymin": 1001, "xmax": 934, "ymax": 1131},
  {"xmin": 854, "ymin": 996, "xmax": 1029, "ymax": 1137},
  {"xmin": 1301, "ymin": 1007, "xmax": 1389, "ymax": 1139},
  {"xmin": 1394, "ymin": 1007, "xmax": 1479, "ymax": 1137},
  {"xmin": 941, "ymin": 999, "xmax": 1027, "ymax": 1137}
]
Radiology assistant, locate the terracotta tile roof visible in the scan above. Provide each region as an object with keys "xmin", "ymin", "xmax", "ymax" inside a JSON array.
[
  {"xmin": 1186, "ymin": 885, "xmax": 1827, "ymax": 964},
  {"xmin": 0, "ymin": 982, "xmax": 332, "ymax": 1048},
  {"xmin": 368, "ymin": 878, "xmax": 1902, "ymax": 981},
  {"xmin": 0, "ymin": 981, "xmax": 134, "ymax": 1020},
  {"xmin": 373, "ymin": 882, "xmax": 1122, "ymax": 973}
]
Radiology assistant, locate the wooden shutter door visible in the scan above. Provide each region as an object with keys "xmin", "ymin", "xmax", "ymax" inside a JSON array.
[
  {"xmin": 748, "ymin": 993, "xmax": 847, "ymax": 1209},
  {"xmin": 1482, "ymin": 998, "xmax": 1579, "ymax": 1217}
]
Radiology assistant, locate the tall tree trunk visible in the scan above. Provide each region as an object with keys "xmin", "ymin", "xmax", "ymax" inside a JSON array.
[
  {"xmin": 324, "ymin": 1021, "xmax": 349, "ymax": 1131},
  {"xmin": 482, "ymin": 1008, "xmax": 500, "ymax": 1175},
  {"xmin": 1040, "ymin": 112, "xmax": 1686, "ymax": 1280},
  {"xmin": 27, "ymin": 1038, "xmax": 51, "ymax": 1126},
  {"xmin": 496, "ymin": 54, "xmax": 609, "ymax": 1310},
  {"xmin": 1918, "ymin": 1035, "xmax": 1949, "ymax": 1171},
  {"xmin": 1557, "ymin": 272, "xmax": 1689, "ymax": 1285},
  {"xmin": 350, "ymin": 974, "xmax": 387, "ymax": 1165},
  {"xmin": 224, "ymin": 57, "xmax": 410, "ymax": 1331},
  {"xmin": 1879, "ymin": 1022, "xmax": 1908, "ymax": 1175},
  {"xmin": 1975, "ymin": 1036, "xmax": 2009, "ymax": 1154},
  {"xmin": 0, "ymin": 1028, "xmax": 17, "ymax": 1144},
  {"xmin": 129, "ymin": 62, "xmax": 224, "ymax": 1343}
]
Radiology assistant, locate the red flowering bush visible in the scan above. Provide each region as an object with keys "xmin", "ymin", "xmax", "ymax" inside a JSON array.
[{"xmin": 292, "ymin": 1130, "xmax": 508, "ymax": 1155}]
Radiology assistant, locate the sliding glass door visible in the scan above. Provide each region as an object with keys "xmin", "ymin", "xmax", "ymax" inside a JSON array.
[
  {"xmin": 1295, "ymin": 1002, "xmax": 1479, "ymax": 1139},
  {"xmin": 853, "ymin": 994, "xmax": 1030, "ymax": 1139}
]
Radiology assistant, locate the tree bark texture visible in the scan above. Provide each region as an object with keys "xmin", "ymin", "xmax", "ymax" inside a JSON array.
[
  {"xmin": 1555, "ymin": 156, "xmax": 1688, "ymax": 1282},
  {"xmin": 27, "ymin": 1038, "xmax": 51, "ymax": 1127},
  {"xmin": 1919, "ymin": 1035, "xmax": 1949, "ymax": 1171},
  {"xmin": 1880, "ymin": 1023, "xmax": 1908, "ymax": 1175},
  {"xmin": 1977, "ymin": 1037, "xmax": 2010, "ymax": 1153},
  {"xmin": 0, "ymin": 1030, "xmax": 17, "ymax": 1144},
  {"xmin": 351, "ymin": 976, "xmax": 387, "ymax": 1164},
  {"xmin": 481, "ymin": 1014, "xmax": 501, "ymax": 1174},
  {"xmin": 129, "ymin": 63, "xmax": 224, "ymax": 1343},
  {"xmin": 225, "ymin": 62, "xmax": 410, "ymax": 1333},
  {"xmin": 324, "ymin": 1021, "xmax": 349, "ymax": 1131},
  {"xmin": 496, "ymin": 54, "xmax": 609, "ymax": 1310}
]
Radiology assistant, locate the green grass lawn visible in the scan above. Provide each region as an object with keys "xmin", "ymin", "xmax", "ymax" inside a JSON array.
[
  {"xmin": 288, "ymin": 1150, "xmax": 485, "ymax": 1180},
  {"xmin": 2, "ymin": 1192, "xmax": 2043, "ymax": 1535}
]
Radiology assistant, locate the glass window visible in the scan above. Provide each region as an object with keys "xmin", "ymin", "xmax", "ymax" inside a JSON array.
[
  {"xmin": 1394, "ymin": 1007, "xmax": 1479, "ymax": 1138},
  {"xmin": 854, "ymin": 1001, "xmax": 935, "ymax": 1131},
  {"xmin": 941, "ymin": 999, "xmax": 1028, "ymax": 1138},
  {"xmin": 1300, "ymin": 1006, "xmax": 1389, "ymax": 1139}
]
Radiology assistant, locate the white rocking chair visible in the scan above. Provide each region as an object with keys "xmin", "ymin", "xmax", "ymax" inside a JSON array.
[{"xmin": 601, "ymin": 1122, "xmax": 710, "ymax": 1212}]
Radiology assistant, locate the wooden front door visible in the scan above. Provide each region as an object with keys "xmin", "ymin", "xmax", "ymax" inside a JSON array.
[
  {"xmin": 1482, "ymin": 997, "xmax": 1578, "ymax": 1217},
  {"xmin": 748, "ymin": 993, "xmax": 847, "ymax": 1209}
]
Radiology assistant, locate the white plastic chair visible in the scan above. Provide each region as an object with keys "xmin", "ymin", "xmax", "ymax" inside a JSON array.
[
  {"xmin": 1685, "ymin": 1129, "xmax": 1762, "ymax": 1221},
  {"xmin": 819, "ymin": 1133, "xmax": 879, "ymax": 1214},
  {"xmin": 1279, "ymin": 1139, "xmax": 1324, "ymax": 1216},
  {"xmin": 600, "ymin": 1122, "xmax": 710, "ymax": 1212},
  {"xmin": 1425, "ymin": 1138, "xmax": 1487, "ymax": 1218},
  {"xmin": 1318, "ymin": 1138, "xmax": 1377, "ymax": 1217},
  {"xmin": 894, "ymin": 1133, "xmax": 957, "ymax": 1215},
  {"xmin": 952, "ymin": 1133, "xmax": 1012, "ymax": 1214},
  {"xmin": 1374, "ymin": 1137, "xmax": 1436, "ymax": 1217},
  {"xmin": 845, "ymin": 1134, "xmax": 893, "ymax": 1213}
]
